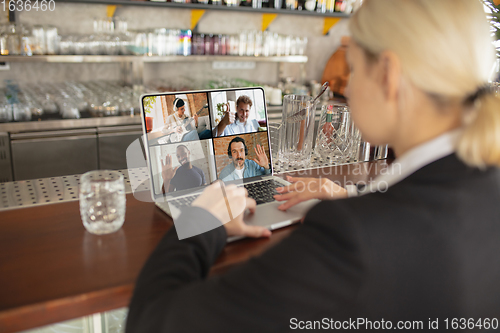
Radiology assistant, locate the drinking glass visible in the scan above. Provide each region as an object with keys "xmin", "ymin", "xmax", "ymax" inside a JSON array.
[
  {"xmin": 356, "ymin": 140, "xmax": 370, "ymax": 162},
  {"xmin": 314, "ymin": 104, "xmax": 357, "ymax": 164},
  {"xmin": 245, "ymin": 30, "xmax": 255, "ymax": 56},
  {"xmin": 0, "ymin": 103, "xmax": 13, "ymax": 122},
  {"xmin": 0, "ymin": 25, "xmax": 8, "ymax": 56},
  {"xmin": 374, "ymin": 144, "xmax": 389, "ymax": 160},
  {"xmin": 254, "ymin": 31, "xmax": 262, "ymax": 57},
  {"xmin": 316, "ymin": 0, "xmax": 326, "ymax": 12},
  {"xmin": 45, "ymin": 26, "xmax": 58, "ymax": 55},
  {"xmin": 58, "ymin": 36, "xmax": 75, "ymax": 55},
  {"xmin": 268, "ymin": 122, "xmax": 282, "ymax": 171},
  {"xmin": 228, "ymin": 34, "xmax": 239, "ymax": 55},
  {"xmin": 80, "ymin": 170, "xmax": 126, "ymax": 235},
  {"xmin": 252, "ymin": 0, "xmax": 262, "ymax": 8},
  {"xmin": 12, "ymin": 103, "xmax": 32, "ymax": 121},
  {"xmin": 238, "ymin": 32, "xmax": 246, "ymax": 56},
  {"xmin": 281, "ymin": 94, "xmax": 317, "ymax": 169},
  {"xmin": 286, "ymin": 0, "xmax": 296, "ymax": 9},
  {"xmin": 6, "ymin": 24, "xmax": 20, "ymax": 55}
]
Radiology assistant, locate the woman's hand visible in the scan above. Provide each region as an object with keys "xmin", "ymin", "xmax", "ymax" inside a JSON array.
[
  {"xmin": 192, "ymin": 181, "xmax": 271, "ymax": 238},
  {"xmin": 274, "ymin": 176, "xmax": 348, "ymax": 211}
]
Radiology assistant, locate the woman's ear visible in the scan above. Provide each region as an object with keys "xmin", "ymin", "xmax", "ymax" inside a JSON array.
[{"xmin": 377, "ymin": 50, "xmax": 401, "ymax": 104}]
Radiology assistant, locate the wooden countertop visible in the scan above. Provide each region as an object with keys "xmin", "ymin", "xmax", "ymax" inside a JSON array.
[{"xmin": 0, "ymin": 160, "xmax": 389, "ymax": 333}]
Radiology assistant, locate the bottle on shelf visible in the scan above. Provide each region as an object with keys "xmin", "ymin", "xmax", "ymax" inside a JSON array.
[
  {"xmin": 334, "ymin": 0, "xmax": 345, "ymax": 12},
  {"xmin": 320, "ymin": 104, "xmax": 334, "ymax": 144},
  {"xmin": 316, "ymin": 0, "xmax": 327, "ymax": 13},
  {"xmin": 0, "ymin": 26, "xmax": 7, "ymax": 56},
  {"xmin": 326, "ymin": 0, "xmax": 335, "ymax": 12}
]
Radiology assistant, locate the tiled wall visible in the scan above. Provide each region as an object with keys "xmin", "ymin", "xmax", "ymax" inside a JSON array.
[{"xmin": 0, "ymin": 3, "xmax": 350, "ymax": 87}]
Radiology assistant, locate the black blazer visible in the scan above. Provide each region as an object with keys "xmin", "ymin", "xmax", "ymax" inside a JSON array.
[{"xmin": 126, "ymin": 154, "xmax": 500, "ymax": 332}]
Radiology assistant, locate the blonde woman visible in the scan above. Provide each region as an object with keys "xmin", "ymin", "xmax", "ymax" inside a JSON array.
[{"xmin": 127, "ymin": 1, "xmax": 500, "ymax": 332}]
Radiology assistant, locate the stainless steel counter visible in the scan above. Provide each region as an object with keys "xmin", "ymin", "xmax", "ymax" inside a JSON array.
[
  {"xmin": 0, "ymin": 169, "xmax": 138, "ymax": 211},
  {"xmin": 0, "ymin": 155, "xmax": 370, "ymax": 211},
  {"xmin": 0, "ymin": 115, "xmax": 142, "ymax": 134}
]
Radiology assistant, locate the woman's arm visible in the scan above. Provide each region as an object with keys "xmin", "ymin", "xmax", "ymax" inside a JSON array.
[{"xmin": 126, "ymin": 196, "xmax": 364, "ymax": 333}]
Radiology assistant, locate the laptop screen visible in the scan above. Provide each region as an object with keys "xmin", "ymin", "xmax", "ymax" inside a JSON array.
[{"xmin": 140, "ymin": 87, "xmax": 273, "ymax": 199}]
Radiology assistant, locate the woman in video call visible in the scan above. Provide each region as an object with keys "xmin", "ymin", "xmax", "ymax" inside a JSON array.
[
  {"xmin": 127, "ymin": 0, "xmax": 500, "ymax": 331},
  {"xmin": 162, "ymin": 98, "xmax": 199, "ymax": 142}
]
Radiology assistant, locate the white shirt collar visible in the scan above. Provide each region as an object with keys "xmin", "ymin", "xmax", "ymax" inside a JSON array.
[{"xmin": 357, "ymin": 128, "xmax": 463, "ymax": 195}]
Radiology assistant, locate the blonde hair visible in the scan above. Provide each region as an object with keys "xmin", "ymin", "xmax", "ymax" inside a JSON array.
[{"xmin": 349, "ymin": 0, "xmax": 500, "ymax": 168}]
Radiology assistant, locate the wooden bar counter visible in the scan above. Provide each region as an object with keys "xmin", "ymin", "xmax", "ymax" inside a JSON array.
[{"xmin": 0, "ymin": 161, "xmax": 389, "ymax": 333}]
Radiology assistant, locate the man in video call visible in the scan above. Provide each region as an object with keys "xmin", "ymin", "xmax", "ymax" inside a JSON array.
[
  {"xmin": 219, "ymin": 137, "xmax": 270, "ymax": 181},
  {"xmin": 163, "ymin": 98, "xmax": 199, "ymax": 142},
  {"xmin": 161, "ymin": 144, "xmax": 207, "ymax": 193},
  {"xmin": 215, "ymin": 95, "xmax": 261, "ymax": 137}
]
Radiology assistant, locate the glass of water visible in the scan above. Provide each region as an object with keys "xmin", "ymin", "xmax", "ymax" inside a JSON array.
[
  {"xmin": 281, "ymin": 94, "xmax": 317, "ymax": 169},
  {"xmin": 314, "ymin": 104, "xmax": 357, "ymax": 164},
  {"xmin": 79, "ymin": 170, "xmax": 126, "ymax": 235}
]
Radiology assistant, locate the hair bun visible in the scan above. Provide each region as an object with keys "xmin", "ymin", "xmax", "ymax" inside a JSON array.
[{"xmin": 465, "ymin": 85, "xmax": 493, "ymax": 105}]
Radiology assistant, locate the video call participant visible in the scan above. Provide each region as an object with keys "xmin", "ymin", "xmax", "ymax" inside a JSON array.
[
  {"xmin": 219, "ymin": 137, "xmax": 270, "ymax": 181},
  {"xmin": 163, "ymin": 98, "xmax": 199, "ymax": 142},
  {"xmin": 215, "ymin": 95, "xmax": 260, "ymax": 137},
  {"xmin": 161, "ymin": 144, "xmax": 207, "ymax": 193}
]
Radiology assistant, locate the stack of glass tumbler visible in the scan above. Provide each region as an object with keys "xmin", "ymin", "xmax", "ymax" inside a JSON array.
[{"xmin": 269, "ymin": 100, "xmax": 383, "ymax": 172}]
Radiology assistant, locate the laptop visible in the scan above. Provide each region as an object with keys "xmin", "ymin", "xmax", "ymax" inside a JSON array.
[{"xmin": 139, "ymin": 87, "xmax": 319, "ymax": 239}]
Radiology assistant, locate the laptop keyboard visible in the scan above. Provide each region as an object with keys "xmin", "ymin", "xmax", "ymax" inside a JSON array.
[
  {"xmin": 244, "ymin": 179, "xmax": 282, "ymax": 205},
  {"xmin": 169, "ymin": 195, "xmax": 199, "ymax": 209},
  {"xmin": 168, "ymin": 179, "xmax": 283, "ymax": 209}
]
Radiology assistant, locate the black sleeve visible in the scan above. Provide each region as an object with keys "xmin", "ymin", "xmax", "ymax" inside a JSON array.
[{"xmin": 126, "ymin": 200, "xmax": 364, "ymax": 333}]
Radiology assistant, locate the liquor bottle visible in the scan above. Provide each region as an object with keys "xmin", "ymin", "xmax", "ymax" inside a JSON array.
[
  {"xmin": 326, "ymin": 0, "xmax": 334, "ymax": 12},
  {"xmin": 316, "ymin": 0, "xmax": 326, "ymax": 13},
  {"xmin": 321, "ymin": 105, "xmax": 334, "ymax": 144},
  {"xmin": 314, "ymin": 105, "xmax": 335, "ymax": 159},
  {"xmin": 335, "ymin": 0, "xmax": 345, "ymax": 12}
]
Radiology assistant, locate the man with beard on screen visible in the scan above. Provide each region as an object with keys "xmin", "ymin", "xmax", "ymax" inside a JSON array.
[
  {"xmin": 219, "ymin": 136, "xmax": 270, "ymax": 181},
  {"xmin": 214, "ymin": 95, "xmax": 260, "ymax": 137},
  {"xmin": 161, "ymin": 144, "xmax": 207, "ymax": 193}
]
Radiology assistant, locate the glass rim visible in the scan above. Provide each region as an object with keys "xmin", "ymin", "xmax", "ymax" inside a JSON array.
[
  {"xmin": 283, "ymin": 94, "xmax": 315, "ymax": 102},
  {"xmin": 80, "ymin": 170, "xmax": 124, "ymax": 183}
]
